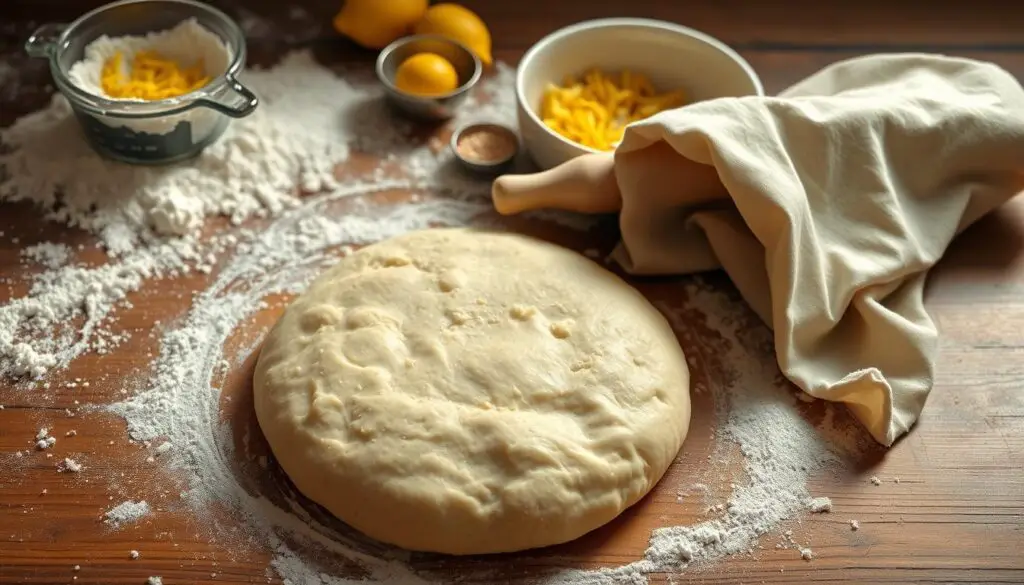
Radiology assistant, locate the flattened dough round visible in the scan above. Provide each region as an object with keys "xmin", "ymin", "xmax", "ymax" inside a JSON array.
[{"xmin": 253, "ymin": 228, "xmax": 691, "ymax": 555}]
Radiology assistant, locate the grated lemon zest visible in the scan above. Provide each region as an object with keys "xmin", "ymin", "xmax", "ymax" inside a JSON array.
[
  {"xmin": 540, "ymin": 68, "xmax": 686, "ymax": 151},
  {"xmin": 100, "ymin": 50, "xmax": 211, "ymax": 100}
]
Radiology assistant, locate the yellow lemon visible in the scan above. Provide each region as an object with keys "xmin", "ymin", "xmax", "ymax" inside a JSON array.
[
  {"xmin": 333, "ymin": 0, "xmax": 428, "ymax": 50},
  {"xmin": 394, "ymin": 53, "xmax": 460, "ymax": 97},
  {"xmin": 413, "ymin": 3, "xmax": 493, "ymax": 67}
]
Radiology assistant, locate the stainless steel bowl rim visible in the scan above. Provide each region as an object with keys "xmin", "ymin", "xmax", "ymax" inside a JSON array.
[
  {"xmin": 25, "ymin": 0, "xmax": 256, "ymax": 119},
  {"xmin": 376, "ymin": 33, "xmax": 483, "ymax": 102},
  {"xmin": 515, "ymin": 17, "xmax": 765, "ymax": 155}
]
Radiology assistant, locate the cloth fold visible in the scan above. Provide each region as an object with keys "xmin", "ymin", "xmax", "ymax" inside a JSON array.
[{"xmin": 610, "ymin": 53, "xmax": 1024, "ymax": 446}]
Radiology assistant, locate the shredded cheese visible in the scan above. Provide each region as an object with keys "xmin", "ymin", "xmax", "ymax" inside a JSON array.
[
  {"xmin": 540, "ymin": 68, "xmax": 686, "ymax": 151},
  {"xmin": 101, "ymin": 50, "xmax": 211, "ymax": 100}
]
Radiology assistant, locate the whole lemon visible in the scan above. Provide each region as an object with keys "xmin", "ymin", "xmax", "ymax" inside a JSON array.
[
  {"xmin": 413, "ymin": 3, "xmax": 493, "ymax": 67},
  {"xmin": 394, "ymin": 53, "xmax": 460, "ymax": 97},
  {"xmin": 333, "ymin": 0, "xmax": 428, "ymax": 50}
]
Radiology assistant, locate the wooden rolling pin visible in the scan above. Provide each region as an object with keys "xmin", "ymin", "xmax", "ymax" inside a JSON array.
[{"xmin": 491, "ymin": 152, "xmax": 623, "ymax": 215}]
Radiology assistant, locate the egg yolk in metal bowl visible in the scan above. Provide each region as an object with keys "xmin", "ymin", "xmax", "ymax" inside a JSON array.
[
  {"xmin": 540, "ymin": 68, "xmax": 686, "ymax": 151},
  {"xmin": 393, "ymin": 52, "xmax": 460, "ymax": 97}
]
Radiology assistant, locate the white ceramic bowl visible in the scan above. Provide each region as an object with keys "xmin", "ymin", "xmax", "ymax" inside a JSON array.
[{"xmin": 516, "ymin": 18, "xmax": 764, "ymax": 170}]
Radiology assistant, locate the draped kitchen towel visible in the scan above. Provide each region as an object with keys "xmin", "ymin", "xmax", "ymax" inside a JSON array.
[{"xmin": 610, "ymin": 53, "xmax": 1024, "ymax": 445}]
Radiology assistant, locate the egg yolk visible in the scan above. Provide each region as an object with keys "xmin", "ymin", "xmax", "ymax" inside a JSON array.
[{"xmin": 393, "ymin": 52, "xmax": 460, "ymax": 97}]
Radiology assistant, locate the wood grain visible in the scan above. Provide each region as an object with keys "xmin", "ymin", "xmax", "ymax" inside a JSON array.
[{"xmin": 2, "ymin": 1, "xmax": 1024, "ymax": 584}]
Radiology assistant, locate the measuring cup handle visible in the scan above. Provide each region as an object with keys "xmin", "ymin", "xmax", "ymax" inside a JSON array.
[
  {"xmin": 25, "ymin": 23, "xmax": 68, "ymax": 58},
  {"xmin": 199, "ymin": 74, "xmax": 259, "ymax": 118}
]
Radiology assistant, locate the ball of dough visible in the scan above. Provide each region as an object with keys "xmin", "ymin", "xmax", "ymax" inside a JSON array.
[{"xmin": 253, "ymin": 228, "xmax": 691, "ymax": 555}]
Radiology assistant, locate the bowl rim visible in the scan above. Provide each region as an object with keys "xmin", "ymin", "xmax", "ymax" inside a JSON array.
[
  {"xmin": 376, "ymin": 33, "xmax": 483, "ymax": 101},
  {"xmin": 516, "ymin": 17, "xmax": 765, "ymax": 156}
]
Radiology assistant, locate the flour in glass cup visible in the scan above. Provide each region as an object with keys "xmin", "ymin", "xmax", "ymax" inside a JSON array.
[
  {"xmin": 66, "ymin": 18, "xmax": 229, "ymax": 103},
  {"xmin": 0, "ymin": 45, "xmax": 860, "ymax": 584},
  {"xmin": 65, "ymin": 18, "xmax": 232, "ymax": 137}
]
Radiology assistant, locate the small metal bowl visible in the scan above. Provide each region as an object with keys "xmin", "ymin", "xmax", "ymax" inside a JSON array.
[
  {"xmin": 450, "ymin": 122, "xmax": 519, "ymax": 175},
  {"xmin": 376, "ymin": 34, "xmax": 482, "ymax": 121}
]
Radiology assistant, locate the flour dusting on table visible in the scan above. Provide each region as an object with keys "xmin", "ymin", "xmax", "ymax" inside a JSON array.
[
  {"xmin": 0, "ymin": 47, "xmax": 857, "ymax": 584},
  {"xmin": 21, "ymin": 243, "xmax": 70, "ymax": 270},
  {"xmin": 104, "ymin": 500, "xmax": 151, "ymax": 527}
]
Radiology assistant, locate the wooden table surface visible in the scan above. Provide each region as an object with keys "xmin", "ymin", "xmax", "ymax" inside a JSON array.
[{"xmin": 2, "ymin": 1, "xmax": 1023, "ymax": 584}]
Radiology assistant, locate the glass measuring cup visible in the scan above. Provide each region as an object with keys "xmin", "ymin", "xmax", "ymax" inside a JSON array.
[{"xmin": 25, "ymin": 0, "xmax": 258, "ymax": 165}]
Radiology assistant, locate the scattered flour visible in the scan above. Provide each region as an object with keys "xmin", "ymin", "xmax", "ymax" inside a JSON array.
[
  {"xmin": 635, "ymin": 288, "xmax": 842, "ymax": 573},
  {"xmin": 58, "ymin": 458, "xmax": 82, "ymax": 473},
  {"xmin": 21, "ymin": 243, "xmax": 70, "ymax": 269},
  {"xmin": 34, "ymin": 427, "xmax": 55, "ymax": 450},
  {"xmin": 850, "ymin": 519, "xmax": 860, "ymax": 531},
  {"xmin": 146, "ymin": 577, "xmax": 162, "ymax": 585},
  {"xmin": 870, "ymin": 476, "xmax": 882, "ymax": 486},
  {"xmin": 1, "ymin": 46, "xmax": 856, "ymax": 585},
  {"xmin": 0, "ymin": 235, "xmax": 201, "ymax": 379},
  {"xmin": 808, "ymin": 496, "xmax": 833, "ymax": 513},
  {"xmin": 104, "ymin": 500, "xmax": 151, "ymax": 527}
]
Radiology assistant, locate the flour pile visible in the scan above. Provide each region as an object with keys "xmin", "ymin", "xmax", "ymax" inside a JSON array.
[
  {"xmin": 0, "ymin": 47, "xmax": 856, "ymax": 585},
  {"xmin": 1, "ymin": 50, "xmax": 353, "ymax": 252}
]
